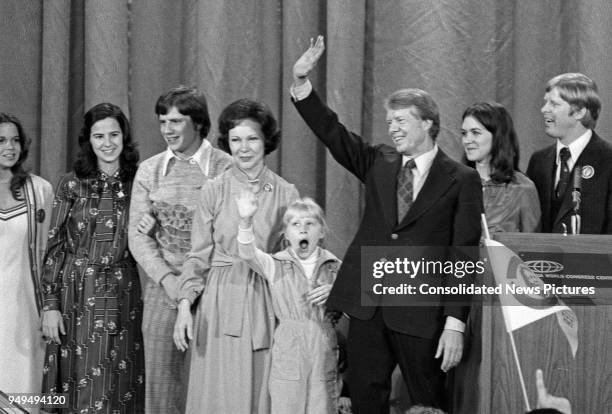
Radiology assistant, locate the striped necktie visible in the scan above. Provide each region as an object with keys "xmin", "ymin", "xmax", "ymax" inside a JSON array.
[
  {"xmin": 397, "ymin": 158, "xmax": 417, "ymax": 222},
  {"xmin": 555, "ymin": 147, "xmax": 571, "ymax": 199}
]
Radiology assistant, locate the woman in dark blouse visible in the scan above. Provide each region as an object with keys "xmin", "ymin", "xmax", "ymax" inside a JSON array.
[
  {"xmin": 461, "ymin": 102, "xmax": 540, "ymax": 233},
  {"xmin": 454, "ymin": 102, "xmax": 541, "ymax": 412}
]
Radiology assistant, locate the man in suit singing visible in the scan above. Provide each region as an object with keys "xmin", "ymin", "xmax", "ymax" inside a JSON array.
[
  {"xmin": 527, "ymin": 73, "xmax": 612, "ymax": 234},
  {"xmin": 290, "ymin": 36, "xmax": 482, "ymax": 413}
]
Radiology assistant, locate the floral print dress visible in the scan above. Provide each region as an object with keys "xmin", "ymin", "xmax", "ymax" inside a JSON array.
[{"xmin": 41, "ymin": 171, "xmax": 144, "ymax": 414}]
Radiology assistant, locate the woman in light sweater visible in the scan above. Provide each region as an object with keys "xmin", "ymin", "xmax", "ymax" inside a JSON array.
[{"xmin": 174, "ymin": 98, "xmax": 299, "ymax": 414}]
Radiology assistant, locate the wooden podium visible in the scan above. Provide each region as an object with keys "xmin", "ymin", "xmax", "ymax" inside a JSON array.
[{"xmin": 459, "ymin": 233, "xmax": 612, "ymax": 414}]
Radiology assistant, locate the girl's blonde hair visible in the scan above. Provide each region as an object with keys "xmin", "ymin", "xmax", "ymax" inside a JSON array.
[{"xmin": 282, "ymin": 197, "xmax": 329, "ymax": 237}]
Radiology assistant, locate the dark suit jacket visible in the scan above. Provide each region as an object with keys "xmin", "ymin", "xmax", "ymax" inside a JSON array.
[
  {"xmin": 526, "ymin": 132, "xmax": 612, "ymax": 234},
  {"xmin": 293, "ymin": 90, "xmax": 483, "ymax": 339}
]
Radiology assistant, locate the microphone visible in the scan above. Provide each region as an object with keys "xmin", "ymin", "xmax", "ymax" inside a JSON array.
[{"xmin": 572, "ymin": 166, "xmax": 582, "ymax": 211}]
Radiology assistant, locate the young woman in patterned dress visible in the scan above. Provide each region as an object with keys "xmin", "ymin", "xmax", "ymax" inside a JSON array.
[{"xmin": 41, "ymin": 103, "xmax": 145, "ymax": 413}]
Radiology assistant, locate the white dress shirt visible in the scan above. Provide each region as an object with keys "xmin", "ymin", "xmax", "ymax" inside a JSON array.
[
  {"xmin": 554, "ymin": 129, "xmax": 591, "ymax": 186},
  {"xmin": 161, "ymin": 139, "xmax": 213, "ymax": 177}
]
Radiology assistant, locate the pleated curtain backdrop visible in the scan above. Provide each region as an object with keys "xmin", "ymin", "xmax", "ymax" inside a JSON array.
[{"xmin": 2, "ymin": 0, "xmax": 612, "ymax": 258}]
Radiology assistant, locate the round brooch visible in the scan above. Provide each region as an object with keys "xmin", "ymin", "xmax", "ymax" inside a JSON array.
[
  {"xmin": 263, "ymin": 183, "xmax": 273, "ymax": 192},
  {"xmin": 36, "ymin": 209, "xmax": 45, "ymax": 223},
  {"xmin": 581, "ymin": 165, "xmax": 594, "ymax": 179}
]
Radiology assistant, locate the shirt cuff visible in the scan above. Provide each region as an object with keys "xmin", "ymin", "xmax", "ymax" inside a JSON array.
[
  {"xmin": 237, "ymin": 225, "xmax": 255, "ymax": 244},
  {"xmin": 178, "ymin": 288, "xmax": 202, "ymax": 306},
  {"xmin": 159, "ymin": 272, "xmax": 174, "ymax": 286},
  {"xmin": 43, "ymin": 298, "xmax": 61, "ymax": 312},
  {"xmin": 146, "ymin": 263, "xmax": 177, "ymax": 285},
  {"xmin": 290, "ymin": 79, "xmax": 313, "ymax": 101},
  {"xmin": 444, "ymin": 316, "xmax": 466, "ymax": 333}
]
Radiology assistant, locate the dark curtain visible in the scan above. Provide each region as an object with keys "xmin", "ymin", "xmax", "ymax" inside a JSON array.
[
  {"xmin": 2, "ymin": 0, "xmax": 612, "ymax": 259},
  {"xmin": 3, "ymin": 1, "xmax": 612, "ymax": 412}
]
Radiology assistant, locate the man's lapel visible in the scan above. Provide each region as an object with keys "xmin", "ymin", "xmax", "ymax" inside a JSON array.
[
  {"xmin": 395, "ymin": 150, "xmax": 454, "ymax": 230},
  {"xmin": 374, "ymin": 153, "xmax": 403, "ymax": 230}
]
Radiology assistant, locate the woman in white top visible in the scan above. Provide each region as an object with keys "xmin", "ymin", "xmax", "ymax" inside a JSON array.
[{"xmin": 0, "ymin": 112, "xmax": 53, "ymax": 396}]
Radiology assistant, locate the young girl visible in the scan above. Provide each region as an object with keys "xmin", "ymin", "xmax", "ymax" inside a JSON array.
[{"xmin": 236, "ymin": 191, "xmax": 340, "ymax": 414}]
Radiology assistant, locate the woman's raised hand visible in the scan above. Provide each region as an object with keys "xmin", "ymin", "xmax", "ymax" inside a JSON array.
[
  {"xmin": 235, "ymin": 188, "xmax": 259, "ymax": 220},
  {"xmin": 293, "ymin": 35, "xmax": 325, "ymax": 81}
]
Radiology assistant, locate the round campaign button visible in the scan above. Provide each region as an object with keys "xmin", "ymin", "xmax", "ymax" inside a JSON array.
[{"xmin": 581, "ymin": 165, "xmax": 594, "ymax": 179}]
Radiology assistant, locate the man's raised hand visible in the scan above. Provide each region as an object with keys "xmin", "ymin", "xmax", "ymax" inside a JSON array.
[{"xmin": 293, "ymin": 35, "xmax": 325, "ymax": 82}]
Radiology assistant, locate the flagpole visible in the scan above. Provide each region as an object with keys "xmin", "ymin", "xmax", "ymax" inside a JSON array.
[
  {"xmin": 481, "ymin": 214, "xmax": 491, "ymax": 241},
  {"xmin": 482, "ymin": 213, "xmax": 531, "ymax": 411},
  {"xmin": 507, "ymin": 328, "xmax": 532, "ymax": 412}
]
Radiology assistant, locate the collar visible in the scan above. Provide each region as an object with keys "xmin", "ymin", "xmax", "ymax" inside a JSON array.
[
  {"xmin": 402, "ymin": 144, "xmax": 438, "ymax": 175},
  {"xmin": 229, "ymin": 164, "xmax": 270, "ymax": 189},
  {"xmin": 290, "ymin": 247, "xmax": 320, "ymax": 266},
  {"xmin": 555, "ymin": 129, "xmax": 591, "ymax": 165},
  {"xmin": 273, "ymin": 246, "xmax": 340, "ymax": 266},
  {"xmin": 161, "ymin": 139, "xmax": 212, "ymax": 176},
  {"xmin": 97, "ymin": 169, "xmax": 121, "ymax": 181}
]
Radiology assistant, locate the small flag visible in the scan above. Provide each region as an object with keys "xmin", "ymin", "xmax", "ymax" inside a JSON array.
[{"xmin": 484, "ymin": 239, "xmax": 578, "ymax": 357}]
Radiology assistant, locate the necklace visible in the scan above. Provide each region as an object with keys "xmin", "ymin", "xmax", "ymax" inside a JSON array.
[
  {"xmin": 238, "ymin": 165, "xmax": 265, "ymax": 182},
  {"xmin": 237, "ymin": 166, "xmax": 266, "ymax": 192}
]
